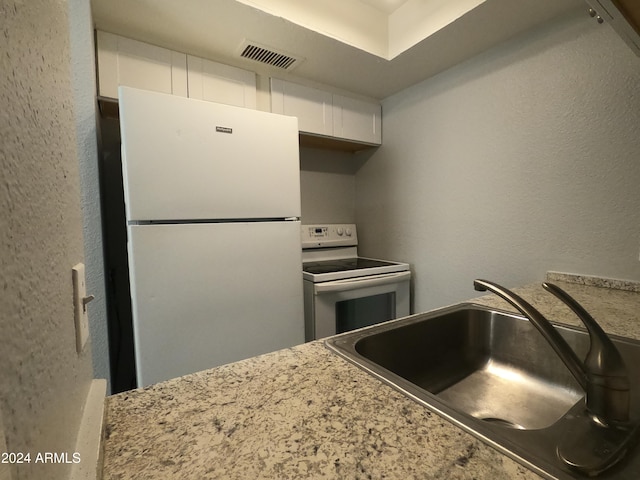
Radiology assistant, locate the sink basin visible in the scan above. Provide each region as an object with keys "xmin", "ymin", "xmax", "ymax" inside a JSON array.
[
  {"xmin": 352, "ymin": 304, "xmax": 584, "ymax": 430},
  {"xmin": 326, "ymin": 304, "xmax": 640, "ymax": 479}
]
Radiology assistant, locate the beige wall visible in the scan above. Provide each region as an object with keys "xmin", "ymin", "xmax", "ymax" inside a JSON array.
[
  {"xmin": 299, "ymin": 147, "xmax": 360, "ymax": 224},
  {"xmin": 356, "ymin": 12, "xmax": 640, "ymax": 312},
  {"xmin": 0, "ymin": 1, "xmax": 94, "ymax": 478}
]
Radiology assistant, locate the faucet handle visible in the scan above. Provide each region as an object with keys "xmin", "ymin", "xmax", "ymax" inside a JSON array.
[
  {"xmin": 542, "ymin": 283, "xmax": 628, "ymax": 380},
  {"xmin": 542, "ymin": 282, "xmax": 630, "ymax": 422}
]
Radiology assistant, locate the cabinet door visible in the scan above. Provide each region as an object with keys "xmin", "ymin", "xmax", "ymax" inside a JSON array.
[
  {"xmin": 333, "ymin": 95, "xmax": 382, "ymax": 145},
  {"xmin": 96, "ymin": 31, "xmax": 188, "ymax": 99},
  {"xmin": 187, "ymin": 55, "xmax": 257, "ymax": 108},
  {"xmin": 271, "ymin": 78, "xmax": 333, "ymax": 136}
]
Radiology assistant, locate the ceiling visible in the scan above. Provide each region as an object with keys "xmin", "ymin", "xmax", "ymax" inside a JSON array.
[
  {"xmin": 91, "ymin": 0, "xmax": 585, "ymax": 99},
  {"xmin": 358, "ymin": 0, "xmax": 409, "ymax": 14}
]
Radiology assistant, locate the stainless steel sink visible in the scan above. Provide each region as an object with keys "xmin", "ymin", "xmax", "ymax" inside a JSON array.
[{"xmin": 326, "ymin": 304, "xmax": 640, "ymax": 479}]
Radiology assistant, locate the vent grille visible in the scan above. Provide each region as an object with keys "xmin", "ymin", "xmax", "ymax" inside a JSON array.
[{"xmin": 239, "ymin": 42, "xmax": 302, "ymax": 70}]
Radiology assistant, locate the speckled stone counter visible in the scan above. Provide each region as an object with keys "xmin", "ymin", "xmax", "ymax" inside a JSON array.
[{"xmin": 102, "ymin": 275, "xmax": 640, "ymax": 479}]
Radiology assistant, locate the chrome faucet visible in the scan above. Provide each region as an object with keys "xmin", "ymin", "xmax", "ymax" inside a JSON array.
[
  {"xmin": 473, "ymin": 279, "xmax": 630, "ymax": 423},
  {"xmin": 474, "ymin": 279, "xmax": 638, "ymax": 475}
]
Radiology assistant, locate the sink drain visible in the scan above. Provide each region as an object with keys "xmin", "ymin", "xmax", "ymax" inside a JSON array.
[{"xmin": 481, "ymin": 417, "xmax": 526, "ymax": 430}]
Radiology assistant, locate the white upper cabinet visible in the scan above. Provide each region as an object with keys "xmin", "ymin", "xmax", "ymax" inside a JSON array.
[
  {"xmin": 186, "ymin": 55, "xmax": 257, "ymax": 108},
  {"xmin": 96, "ymin": 32, "xmax": 257, "ymax": 109},
  {"xmin": 270, "ymin": 79, "xmax": 333, "ymax": 136},
  {"xmin": 271, "ymin": 78, "xmax": 381, "ymax": 146},
  {"xmin": 333, "ymin": 95, "xmax": 382, "ymax": 145},
  {"xmin": 96, "ymin": 31, "xmax": 188, "ymax": 99}
]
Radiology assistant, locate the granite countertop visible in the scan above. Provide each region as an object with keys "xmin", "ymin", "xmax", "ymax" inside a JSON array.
[{"xmin": 102, "ymin": 273, "xmax": 640, "ymax": 479}]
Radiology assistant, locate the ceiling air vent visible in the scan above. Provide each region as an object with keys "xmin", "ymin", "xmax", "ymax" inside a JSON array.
[{"xmin": 239, "ymin": 41, "xmax": 303, "ymax": 70}]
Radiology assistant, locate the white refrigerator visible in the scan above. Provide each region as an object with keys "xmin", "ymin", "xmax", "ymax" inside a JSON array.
[{"xmin": 118, "ymin": 86, "xmax": 305, "ymax": 387}]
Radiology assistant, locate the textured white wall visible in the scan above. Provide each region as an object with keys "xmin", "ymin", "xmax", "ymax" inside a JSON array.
[
  {"xmin": 68, "ymin": 0, "xmax": 111, "ymax": 391},
  {"xmin": 356, "ymin": 12, "xmax": 640, "ymax": 312},
  {"xmin": 300, "ymin": 147, "xmax": 358, "ymax": 224},
  {"xmin": 0, "ymin": 1, "xmax": 94, "ymax": 478}
]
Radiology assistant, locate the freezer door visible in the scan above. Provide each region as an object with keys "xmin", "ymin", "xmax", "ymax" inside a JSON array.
[
  {"xmin": 119, "ymin": 86, "xmax": 301, "ymax": 221},
  {"xmin": 128, "ymin": 221, "xmax": 304, "ymax": 387}
]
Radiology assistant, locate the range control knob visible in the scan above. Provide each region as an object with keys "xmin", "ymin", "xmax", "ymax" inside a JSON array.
[
  {"xmin": 345, "ymin": 228, "xmax": 352, "ymax": 236},
  {"xmin": 337, "ymin": 227, "xmax": 344, "ymax": 236}
]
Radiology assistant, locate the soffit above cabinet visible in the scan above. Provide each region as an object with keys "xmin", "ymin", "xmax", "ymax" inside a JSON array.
[{"xmin": 91, "ymin": 0, "xmax": 585, "ymax": 99}]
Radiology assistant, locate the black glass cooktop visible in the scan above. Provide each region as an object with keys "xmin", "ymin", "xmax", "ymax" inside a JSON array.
[{"xmin": 302, "ymin": 257, "xmax": 397, "ymax": 275}]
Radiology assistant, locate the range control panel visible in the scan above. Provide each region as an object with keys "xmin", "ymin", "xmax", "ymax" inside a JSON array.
[{"xmin": 301, "ymin": 224, "xmax": 358, "ymax": 249}]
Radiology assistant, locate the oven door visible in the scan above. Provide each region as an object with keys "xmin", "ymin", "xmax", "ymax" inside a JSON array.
[{"xmin": 306, "ymin": 271, "xmax": 411, "ymax": 340}]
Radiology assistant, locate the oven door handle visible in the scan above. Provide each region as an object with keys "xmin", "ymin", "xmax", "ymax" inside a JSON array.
[{"xmin": 314, "ymin": 271, "xmax": 411, "ymax": 294}]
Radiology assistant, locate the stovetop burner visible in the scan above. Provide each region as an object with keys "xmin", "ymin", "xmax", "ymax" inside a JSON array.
[
  {"xmin": 301, "ymin": 224, "xmax": 410, "ymax": 282},
  {"xmin": 302, "ymin": 257, "xmax": 398, "ymax": 275}
]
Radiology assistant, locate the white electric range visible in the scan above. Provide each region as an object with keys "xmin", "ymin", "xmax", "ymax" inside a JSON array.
[{"xmin": 302, "ymin": 224, "xmax": 411, "ymax": 341}]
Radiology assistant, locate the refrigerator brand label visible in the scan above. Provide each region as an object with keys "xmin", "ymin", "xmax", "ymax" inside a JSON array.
[{"xmin": 215, "ymin": 126, "xmax": 233, "ymax": 134}]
